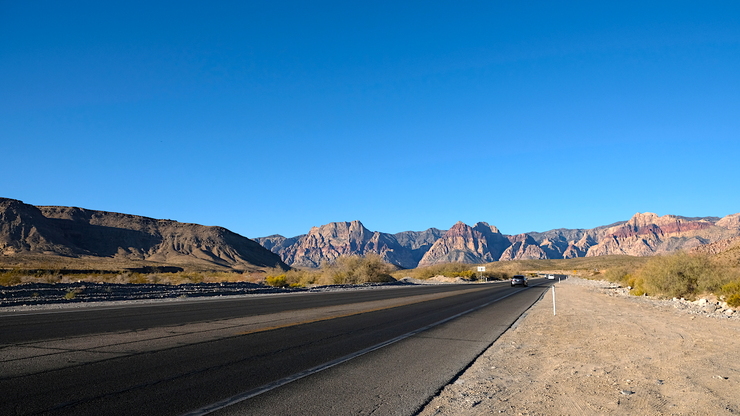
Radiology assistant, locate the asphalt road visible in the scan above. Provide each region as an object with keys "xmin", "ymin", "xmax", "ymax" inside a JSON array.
[{"xmin": 1, "ymin": 279, "xmax": 553, "ymax": 416}]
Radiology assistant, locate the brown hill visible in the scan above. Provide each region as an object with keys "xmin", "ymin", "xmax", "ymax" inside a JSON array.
[{"xmin": 0, "ymin": 198, "xmax": 287, "ymax": 272}]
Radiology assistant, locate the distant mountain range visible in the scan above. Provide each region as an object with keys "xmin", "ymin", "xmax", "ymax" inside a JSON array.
[
  {"xmin": 257, "ymin": 212, "xmax": 740, "ymax": 269},
  {"xmin": 3, "ymin": 197, "xmax": 739, "ymax": 272},
  {"xmin": 0, "ymin": 198, "xmax": 287, "ymax": 272}
]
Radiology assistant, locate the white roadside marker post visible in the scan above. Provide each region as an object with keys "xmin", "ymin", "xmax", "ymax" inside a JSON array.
[{"xmin": 552, "ymin": 285, "xmax": 556, "ymax": 316}]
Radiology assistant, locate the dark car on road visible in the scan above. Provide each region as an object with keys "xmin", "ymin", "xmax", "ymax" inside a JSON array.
[{"xmin": 511, "ymin": 275, "xmax": 528, "ymax": 287}]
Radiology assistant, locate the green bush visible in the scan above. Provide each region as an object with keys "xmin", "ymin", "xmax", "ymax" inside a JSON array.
[
  {"xmin": 321, "ymin": 254, "xmax": 395, "ymax": 284},
  {"xmin": 0, "ymin": 269, "xmax": 23, "ymax": 286},
  {"xmin": 265, "ymin": 274, "xmax": 289, "ymax": 287},
  {"xmin": 262, "ymin": 267, "xmax": 321, "ymax": 287},
  {"xmin": 638, "ymin": 252, "xmax": 718, "ymax": 299},
  {"xmin": 405, "ymin": 263, "xmax": 477, "ymax": 279},
  {"xmin": 603, "ymin": 266, "xmax": 632, "ymax": 285},
  {"xmin": 721, "ymin": 280, "xmax": 740, "ymax": 308},
  {"xmin": 64, "ymin": 288, "xmax": 83, "ymax": 300},
  {"xmin": 727, "ymin": 294, "xmax": 740, "ymax": 308}
]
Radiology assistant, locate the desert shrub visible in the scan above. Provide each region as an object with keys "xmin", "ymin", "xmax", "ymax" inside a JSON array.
[
  {"xmin": 287, "ymin": 269, "xmax": 320, "ymax": 286},
  {"xmin": 119, "ymin": 272, "xmax": 148, "ymax": 284},
  {"xmin": 451, "ymin": 269, "xmax": 475, "ymax": 278},
  {"xmin": 64, "ymin": 288, "xmax": 83, "ymax": 300},
  {"xmin": 721, "ymin": 280, "xmax": 740, "ymax": 308},
  {"xmin": 0, "ymin": 269, "xmax": 23, "ymax": 286},
  {"xmin": 602, "ymin": 266, "xmax": 646, "ymax": 295},
  {"xmin": 407, "ymin": 263, "xmax": 477, "ymax": 279},
  {"xmin": 482, "ymin": 271, "xmax": 510, "ymax": 281},
  {"xmin": 603, "ymin": 266, "xmax": 631, "ymax": 285},
  {"xmin": 697, "ymin": 263, "xmax": 739, "ymax": 295},
  {"xmin": 637, "ymin": 252, "xmax": 717, "ymax": 299},
  {"xmin": 320, "ymin": 254, "xmax": 395, "ymax": 284},
  {"xmin": 261, "ymin": 267, "xmax": 321, "ymax": 287},
  {"xmin": 624, "ymin": 274, "xmax": 647, "ymax": 296},
  {"xmin": 178, "ymin": 272, "xmax": 205, "ymax": 284},
  {"xmin": 265, "ymin": 274, "xmax": 289, "ymax": 287}
]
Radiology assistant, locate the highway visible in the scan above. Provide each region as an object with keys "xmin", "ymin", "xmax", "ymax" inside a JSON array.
[{"xmin": 0, "ymin": 279, "xmax": 554, "ymax": 415}]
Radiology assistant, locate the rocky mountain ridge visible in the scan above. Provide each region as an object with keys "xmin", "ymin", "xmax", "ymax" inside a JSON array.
[
  {"xmin": 4, "ymin": 197, "xmax": 738, "ymax": 272},
  {"xmin": 257, "ymin": 212, "xmax": 740, "ymax": 269},
  {"xmin": 256, "ymin": 221, "xmax": 443, "ymax": 269},
  {"xmin": 0, "ymin": 198, "xmax": 287, "ymax": 272}
]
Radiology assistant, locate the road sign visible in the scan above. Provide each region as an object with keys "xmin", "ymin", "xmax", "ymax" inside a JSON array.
[{"xmin": 477, "ymin": 266, "xmax": 486, "ymax": 272}]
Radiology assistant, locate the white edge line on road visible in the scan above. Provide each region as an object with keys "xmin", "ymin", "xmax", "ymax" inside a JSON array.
[{"xmin": 180, "ymin": 285, "xmax": 539, "ymax": 416}]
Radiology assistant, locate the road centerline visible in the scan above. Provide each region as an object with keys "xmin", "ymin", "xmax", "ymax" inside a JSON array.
[
  {"xmin": 234, "ymin": 286, "xmax": 489, "ymax": 336},
  {"xmin": 181, "ymin": 287, "xmax": 529, "ymax": 416}
]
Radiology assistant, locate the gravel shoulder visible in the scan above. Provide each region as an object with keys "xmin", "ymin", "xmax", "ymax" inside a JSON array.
[{"xmin": 417, "ymin": 277, "xmax": 740, "ymax": 416}]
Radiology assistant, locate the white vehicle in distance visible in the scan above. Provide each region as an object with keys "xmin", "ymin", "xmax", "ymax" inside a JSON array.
[{"xmin": 547, "ymin": 274, "xmax": 555, "ymax": 280}]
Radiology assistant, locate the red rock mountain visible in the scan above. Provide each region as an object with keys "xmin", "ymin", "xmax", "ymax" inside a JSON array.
[
  {"xmin": 256, "ymin": 221, "xmax": 438, "ymax": 269},
  {"xmin": 5, "ymin": 197, "xmax": 737, "ymax": 271},
  {"xmin": 417, "ymin": 222, "xmax": 509, "ymax": 267},
  {"xmin": 258, "ymin": 212, "xmax": 740, "ymax": 269},
  {"xmin": 585, "ymin": 212, "xmax": 737, "ymax": 257},
  {"xmin": 0, "ymin": 198, "xmax": 287, "ymax": 271},
  {"xmin": 499, "ymin": 234, "xmax": 548, "ymax": 261}
]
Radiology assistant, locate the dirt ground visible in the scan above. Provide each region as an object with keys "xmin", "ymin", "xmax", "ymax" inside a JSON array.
[{"xmin": 417, "ymin": 277, "xmax": 740, "ymax": 416}]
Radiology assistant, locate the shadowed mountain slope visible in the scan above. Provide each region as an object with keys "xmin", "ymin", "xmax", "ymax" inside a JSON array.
[{"xmin": 0, "ymin": 198, "xmax": 287, "ymax": 272}]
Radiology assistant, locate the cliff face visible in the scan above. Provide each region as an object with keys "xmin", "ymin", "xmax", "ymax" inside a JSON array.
[
  {"xmin": 0, "ymin": 198, "xmax": 75, "ymax": 255},
  {"xmin": 416, "ymin": 222, "xmax": 510, "ymax": 267},
  {"xmin": 269, "ymin": 221, "xmax": 422, "ymax": 269},
  {"xmin": 499, "ymin": 234, "xmax": 548, "ymax": 261},
  {"xmin": 585, "ymin": 212, "xmax": 733, "ymax": 257},
  {"xmin": 11, "ymin": 196, "xmax": 739, "ymax": 273},
  {"xmin": 0, "ymin": 198, "xmax": 287, "ymax": 271},
  {"xmin": 257, "ymin": 212, "xmax": 740, "ymax": 269}
]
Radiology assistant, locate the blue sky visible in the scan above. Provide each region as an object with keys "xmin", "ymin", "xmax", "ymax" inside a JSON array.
[{"xmin": 2, "ymin": 1, "xmax": 739, "ymax": 238}]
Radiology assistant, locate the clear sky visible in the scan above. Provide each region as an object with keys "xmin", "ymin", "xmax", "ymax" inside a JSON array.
[{"xmin": 2, "ymin": 1, "xmax": 739, "ymax": 238}]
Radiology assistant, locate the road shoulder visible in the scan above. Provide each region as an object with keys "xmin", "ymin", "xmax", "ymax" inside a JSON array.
[{"xmin": 417, "ymin": 277, "xmax": 740, "ymax": 415}]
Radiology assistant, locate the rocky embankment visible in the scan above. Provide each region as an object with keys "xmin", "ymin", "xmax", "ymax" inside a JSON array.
[
  {"xmin": 0, "ymin": 282, "xmax": 287, "ymax": 308},
  {"xmin": 601, "ymin": 282, "xmax": 738, "ymax": 319},
  {"xmin": 0, "ymin": 280, "xmax": 422, "ymax": 310}
]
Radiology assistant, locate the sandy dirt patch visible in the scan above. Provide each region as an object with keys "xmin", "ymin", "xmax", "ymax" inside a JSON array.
[{"xmin": 418, "ymin": 277, "xmax": 740, "ymax": 415}]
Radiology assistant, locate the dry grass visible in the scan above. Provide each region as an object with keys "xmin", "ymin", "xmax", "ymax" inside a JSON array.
[
  {"xmin": 597, "ymin": 251, "xmax": 740, "ymax": 301},
  {"xmin": 0, "ymin": 253, "xmax": 274, "ymax": 287},
  {"xmin": 391, "ymin": 256, "xmax": 650, "ymax": 281},
  {"xmin": 0, "ymin": 269, "xmax": 264, "ymax": 287},
  {"xmin": 263, "ymin": 254, "xmax": 394, "ymax": 287}
]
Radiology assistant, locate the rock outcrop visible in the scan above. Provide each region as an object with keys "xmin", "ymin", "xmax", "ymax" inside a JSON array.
[
  {"xmin": 0, "ymin": 198, "xmax": 75, "ymax": 255},
  {"xmin": 416, "ymin": 222, "xmax": 510, "ymax": 267},
  {"xmin": 716, "ymin": 213, "xmax": 740, "ymax": 231},
  {"xmin": 11, "ymin": 196, "xmax": 739, "ymax": 273},
  {"xmin": 0, "ymin": 198, "xmax": 287, "ymax": 271},
  {"xmin": 258, "ymin": 212, "xmax": 740, "ymax": 269},
  {"xmin": 257, "ymin": 222, "xmax": 445, "ymax": 269},
  {"xmin": 585, "ymin": 212, "xmax": 732, "ymax": 257},
  {"xmin": 499, "ymin": 234, "xmax": 548, "ymax": 261}
]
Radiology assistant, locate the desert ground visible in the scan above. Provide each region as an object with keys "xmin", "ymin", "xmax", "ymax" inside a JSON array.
[{"xmin": 417, "ymin": 277, "xmax": 740, "ymax": 416}]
